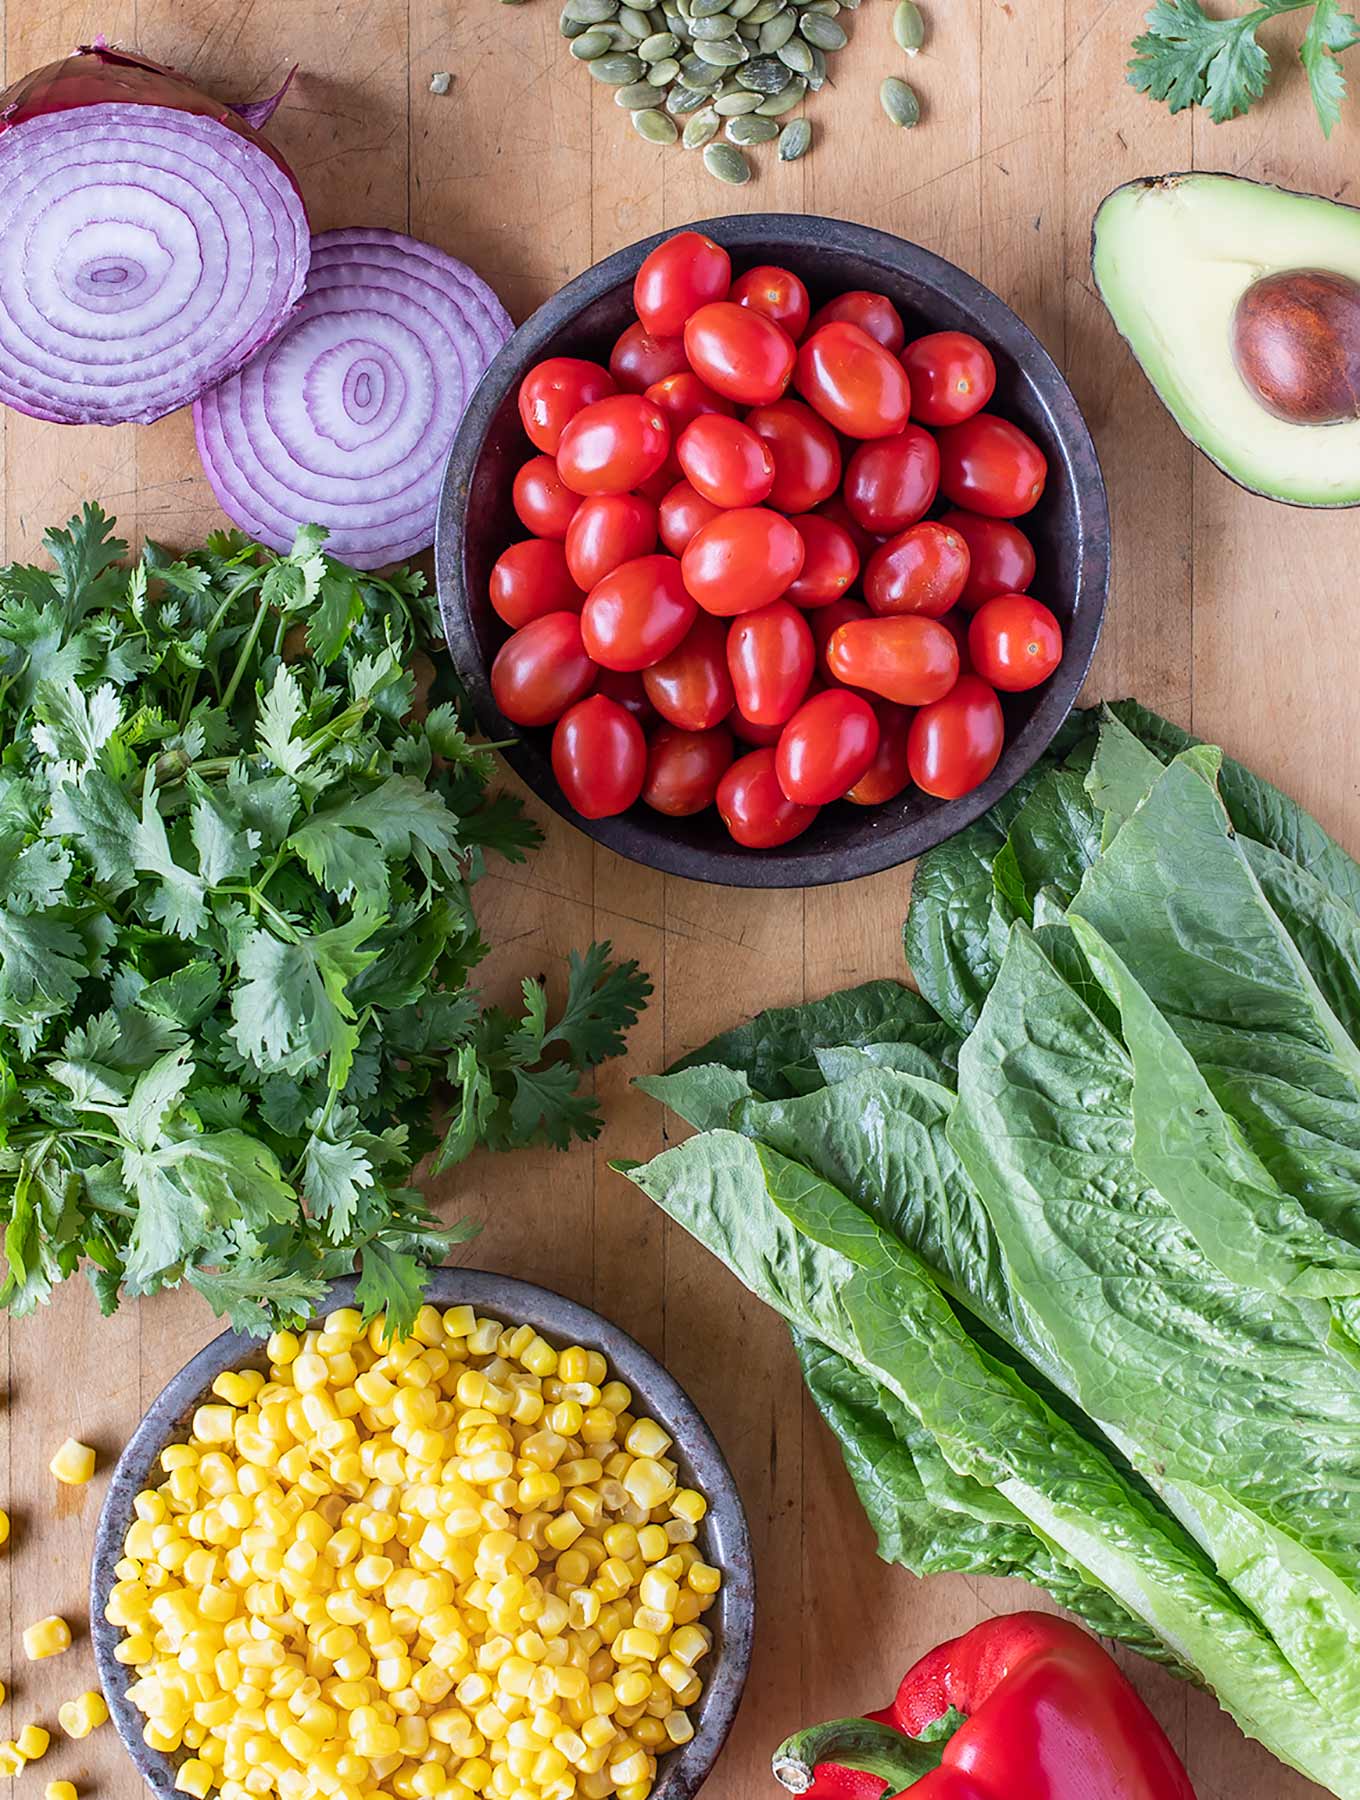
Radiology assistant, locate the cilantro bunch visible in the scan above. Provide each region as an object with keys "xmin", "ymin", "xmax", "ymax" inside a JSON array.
[{"xmin": 0, "ymin": 509, "xmax": 649, "ymax": 1335}]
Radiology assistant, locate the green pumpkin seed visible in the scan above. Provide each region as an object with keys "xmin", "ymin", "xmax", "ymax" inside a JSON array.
[
  {"xmin": 892, "ymin": 0, "xmax": 924, "ymax": 49},
  {"xmin": 803, "ymin": 1, "xmax": 840, "ymax": 13},
  {"xmin": 880, "ymin": 73, "xmax": 920, "ymax": 125},
  {"xmin": 560, "ymin": 8, "xmax": 592, "ymax": 35},
  {"xmin": 694, "ymin": 36, "xmax": 747, "ymax": 62},
  {"xmin": 632, "ymin": 106, "xmax": 680, "ymax": 141},
  {"xmin": 638, "ymin": 29, "xmax": 680, "ymax": 56},
  {"xmin": 691, "ymin": 0, "xmax": 731, "ymax": 14},
  {"xmin": 714, "ymin": 85, "xmax": 763, "ymax": 112},
  {"xmin": 616, "ymin": 79, "xmax": 668, "ymax": 104},
  {"xmin": 691, "ymin": 12, "xmax": 739, "ymax": 36},
  {"xmin": 737, "ymin": 21, "xmax": 762, "ymax": 40},
  {"xmin": 682, "ymin": 105, "xmax": 721, "ymax": 144},
  {"xmin": 703, "ymin": 141, "xmax": 751, "ymax": 183},
  {"xmin": 566, "ymin": 0, "xmax": 620, "ymax": 20},
  {"xmin": 776, "ymin": 35, "xmax": 813, "ymax": 71},
  {"xmin": 618, "ymin": 4, "xmax": 653, "ymax": 31},
  {"xmin": 805, "ymin": 42, "xmax": 827, "ymax": 85},
  {"xmin": 736, "ymin": 52, "xmax": 790, "ymax": 89},
  {"xmin": 665, "ymin": 4, "xmax": 687, "ymax": 24},
  {"xmin": 725, "ymin": 112, "xmax": 778, "ymax": 142},
  {"xmin": 589, "ymin": 49, "xmax": 646, "ymax": 78},
  {"xmin": 798, "ymin": 10, "xmax": 845, "ymax": 47},
  {"xmin": 756, "ymin": 75, "xmax": 806, "ymax": 111},
  {"xmin": 648, "ymin": 56, "xmax": 681, "ymax": 81},
  {"xmin": 570, "ymin": 27, "xmax": 614, "ymax": 55},
  {"xmin": 778, "ymin": 115, "xmax": 811, "ymax": 158},
  {"xmin": 746, "ymin": 0, "xmax": 784, "ymax": 18},
  {"xmin": 758, "ymin": 9, "xmax": 797, "ymax": 49},
  {"xmin": 729, "ymin": 0, "xmax": 763, "ymax": 17},
  {"xmin": 667, "ymin": 80, "xmax": 715, "ymax": 109}
]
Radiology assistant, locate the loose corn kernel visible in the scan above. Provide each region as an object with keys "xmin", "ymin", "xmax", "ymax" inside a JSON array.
[
  {"xmin": 16, "ymin": 1726, "xmax": 50, "ymax": 1761},
  {"xmin": 0, "ymin": 1745, "xmax": 23, "ymax": 1779},
  {"xmin": 24, "ymin": 1616, "xmax": 72, "ymax": 1660},
  {"xmin": 0, "ymin": 1509, "xmax": 9, "ymax": 1548},
  {"xmin": 57, "ymin": 1693, "xmax": 109, "ymax": 1740},
  {"xmin": 49, "ymin": 1438, "xmax": 97, "ymax": 1485},
  {"xmin": 46, "ymin": 1783, "xmax": 78, "ymax": 1800}
]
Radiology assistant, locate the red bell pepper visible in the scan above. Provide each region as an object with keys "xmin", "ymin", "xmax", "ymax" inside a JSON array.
[{"xmin": 771, "ymin": 1612, "xmax": 1197, "ymax": 1800}]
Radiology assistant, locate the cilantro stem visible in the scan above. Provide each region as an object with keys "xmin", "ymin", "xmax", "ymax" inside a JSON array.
[{"xmin": 220, "ymin": 590, "xmax": 273, "ymax": 712}]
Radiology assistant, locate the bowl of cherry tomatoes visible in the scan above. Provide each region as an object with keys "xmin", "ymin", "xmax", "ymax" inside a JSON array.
[{"xmin": 436, "ymin": 215, "xmax": 1108, "ymax": 886}]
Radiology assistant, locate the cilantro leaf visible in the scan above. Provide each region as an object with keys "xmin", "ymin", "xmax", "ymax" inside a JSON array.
[
  {"xmin": 229, "ymin": 914, "xmax": 381, "ymax": 1085},
  {"xmin": 1301, "ymin": 0, "xmax": 1360, "ymax": 130}
]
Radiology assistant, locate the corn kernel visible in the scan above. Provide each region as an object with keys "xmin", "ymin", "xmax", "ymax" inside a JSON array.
[
  {"xmin": 24, "ymin": 1617, "xmax": 72, "ymax": 1660},
  {"xmin": 16, "ymin": 1726, "xmax": 49, "ymax": 1762},
  {"xmin": 46, "ymin": 1783, "xmax": 78, "ymax": 1800},
  {"xmin": 0, "ymin": 1509, "xmax": 10, "ymax": 1548},
  {"xmin": 57, "ymin": 1692, "xmax": 109, "ymax": 1740},
  {"xmin": 49, "ymin": 1438, "xmax": 97, "ymax": 1485}
]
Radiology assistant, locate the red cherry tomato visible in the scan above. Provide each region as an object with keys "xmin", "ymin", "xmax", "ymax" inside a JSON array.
[
  {"xmin": 642, "ymin": 724, "xmax": 735, "ymax": 817},
  {"xmin": 816, "ymin": 494, "xmax": 880, "ymax": 562},
  {"xmin": 845, "ymin": 702, "xmax": 913, "ymax": 805},
  {"xmin": 594, "ymin": 666, "xmax": 657, "ymax": 727},
  {"xmin": 565, "ymin": 494, "xmax": 658, "ymax": 591},
  {"xmin": 908, "ymin": 674, "xmax": 1005, "ymax": 798},
  {"xmin": 730, "ymin": 265, "xmax": 811, "ymax": 340},
  {"xmin": 634, "ymin": 230, "xmax": 732, "ymax": 338},
  {"xmin": 717, "ymin": 748, "xmax": 818, "ymax": 848},
  {"xmin": 864, "ymin": 521, "xmax": 970, "ymax": 618},
  {"xmin": 609, "ymin": 321, "xmax": 689, "ymax": 394},
  {"xmin": 826, "ymin": 616, "xmax": 960, "ymax": 706},
  {"xmin": 642, "ymin": 612, "xmax": 734, "ymax": 731},
  {"xmin": 937, "ymin": 413, "xmax": 1048, "ymax": 517},
  {"xmin": 786, "ymin": 515, "xmax": 860, "ymax": 608},
  {"xmin": 556, "ymin": 395, "xmax": 671, "ymax": 496},
  {"xmin": 727, "ymin": 601, "xmax": 815, "ymax": 727},
  {"xmin": 581, "ymin": 554, "xmax": 696, "ymax": 671},
  {"xmin": 806, "ymin": 291, "xmax": 905, "ymax": 354},
  {"xmin": 489, "ymin": 539, "xmax": 586, "ymax": 629},
  {"xmin": 968, "ymin": 594, "xmax": 1063, "ymax": 691},
  {"xmin": 645, "ymin": 370, "xmax": 735, "ymax": 434},
  {"xmin": 900, "ymin": 331, "xmax": 996, "ymax": 427},
  {"xmin": 684, "ymin": 302, "xmax": 797, "ymax": 407},
  {"xmin": 551, "ymin": 695, "xmax": 646, "ymax": 819},
  {"xmin": 513, "ymin": 455, "xmax": 583, "ymax": 540},
  {"xmin": 681, "ymin": 508, "xmax": 805, "ymax": 616},
  {"xmin": 938, "ymin": 510, "xmax": 1038, "ymax": 609},
  {"xmin": 795, "ymin": 322, "xmax": 912, "ymax": 439},
  {"xmin": 811, "ymin": 597, "xmax": 871, "ymax": 681},
  {"xmin": 658, "ymin": 480, "xmax": 723, "ymax": 555},
  {"xmin": 843, "ymin": 426, "xmax": 940, "ymax": 535},
  {"xmin": 775, "ymin": 689, "xmax": 880, "ymax": 805},
  {"xmin": 677, "ymin": 415, "xmax": 776, "ymax": 508},
  {"xmin": 491, "ymin": 612, "xmax": 596, "ymax": 726},
  {"xmin": 745, "ymin": 399, "xmax": 841, "ymax": 513},
  {"xmin": 518, "ymin": 358, "xmax": 616, "ymax": 454}
]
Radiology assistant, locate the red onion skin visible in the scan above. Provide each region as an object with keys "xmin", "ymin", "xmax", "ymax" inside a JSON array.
[{"xmin": 0, "ymin": 44, "xmax": 305, "ymax": 204}]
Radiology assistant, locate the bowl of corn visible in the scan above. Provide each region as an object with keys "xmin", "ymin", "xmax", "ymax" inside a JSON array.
[{"xmin": 90, "ymin": 1270, "xmax": 754, "ymax": 1800}]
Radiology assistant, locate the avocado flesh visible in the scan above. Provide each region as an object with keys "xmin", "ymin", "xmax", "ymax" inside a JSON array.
[{"xmin": 1092, "ymin": 172, "xmax": 1360, "ymax": 507}]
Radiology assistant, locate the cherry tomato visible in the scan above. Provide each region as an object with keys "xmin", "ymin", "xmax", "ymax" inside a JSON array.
[
  {"xmin": 581, "ymin": 554, "xmax": 696, "ymax": 671},
  {"xmin": 938, "ymin": 510, "xmax": 1037, "ymax": 609},
  {"xmin": 907, "ymin": 674, "xmax": 1005, "ymax": 799},
  {"xmin": 556, "ymin": 394, "xmax": 671, "ymax": 496},
  {"xmin": 968, "ymin": 593, "xmax": 1063, "ymax": 691},
  {"xmin": 676, "ymin": 415, "xmax": 776, "ymax": 508},
  {"xmin": 745, "ymin": 399, "xmax": 841, "ymax": 513},
  {"xmin": 513, "ymin": 455, "xmax": 583, "ymax": 540},
  {"xmin": 642, "ymin": 613, "xmax": 734, "ymax": 731},
  {"xmin": 900, "ymin": 331, "xmax": 996, "ymax": 427},
  {"xmin": 730, "ymin": 265, "xmax": 811, "ymax": 340},
  {"xmin": 717, "ymin": 748, "xmax": 818, "ymax": 848},
  {"xmin": 937, "ymin": 413, "xmax": 1048, "ymax": 517},
  {"xmin": 634, "ymin": 230, "xmax": 732, "ymax": 338},
  {"xmin": 681, "ymin": 508, "xmax": 805, "ymax": 616},
  {"xmin": 727, "ymin": 601, "xmax": 815, "ymax": 727},
  {"xmin": 642, "ymin": 724, "xmax": 735, "ymax": 817},
  {"xmin": 806, "ymin": 291, "xmax": 905, "ymax": 353},
  {"xmin": 658, "ymin": 479, "xmax": 723, "ymax": 555},
  {"xmin": 864, "ymin": 521, "xmax": 970, "ymax": 618},
  {"xmin": 775, "ymin": 689, "xmax": 880, "ymax": 806},
  {"xmin": 594, "ymin": 666, "xmax": 657, "ymax": 727},
  {"xmin": 786, "ymin": 515, "xmax": 860, "ymax": 608},
  {"xmin": 491, "ymin": 611, "xmax": 596, "ymax": 726},
  {"xmin": 816, "ymin": 494, "xmax": 880, "ymax": 562},
  {"xmin": 811, "ymin": 597, "xmax": 871, "ymax": 682},
  {"xmin": 843, "ymin": 425, "xmax": 940, "ymax": 535},
  {"xmin": 551, "ymin": 695, "xmax": 646, "ymax": 819},
  {"xmin": 565, "ymin": 493, "xmax": 658, "ymax": 591},
  {"xmin": 489, "ymin": 538, "xmax": 586, "ymax": 629},
  {"xmin": 795, "ymin": 322, "xmax": 912, "ymax": 439},
  {"xmin": 645, "ymin": 370, "xmax": 735, "ymax": 433},
  {"xmin": 845, "ymin": 702, "xmax": 913, "ymax": 805},
  {"xmin": 518, "ymin": 358, "xmax": 616, "ymax": 454},
  {"xmin": 609, "ymin": 321, "xmax": 689, "ymax": 393},
  {"xmin": 684, "ymin": 302, "xmax": 797, "ymax": 407},
  {"xmin": 826, "ymin": 616, "xmax": 960, "ymax": 706}
]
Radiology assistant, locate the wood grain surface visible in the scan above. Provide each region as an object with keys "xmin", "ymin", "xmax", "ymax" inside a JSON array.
[{"xmin": 1, "ymin": 2, "xmax": 1356, "ymax": 1798}]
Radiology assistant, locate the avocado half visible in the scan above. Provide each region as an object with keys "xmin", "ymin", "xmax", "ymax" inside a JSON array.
[{"xmin": 1092, "ymin": 172, "xmax": 1360, "ymax": 507}]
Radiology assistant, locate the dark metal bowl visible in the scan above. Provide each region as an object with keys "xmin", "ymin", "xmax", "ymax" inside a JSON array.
[
  {"xmin": 437, "ymin": 213, "xmax": 1109, "ymax": 888},
  {"xmin": 92, "ymin": 1271, "xmax": 754, "ymax": 1800}
]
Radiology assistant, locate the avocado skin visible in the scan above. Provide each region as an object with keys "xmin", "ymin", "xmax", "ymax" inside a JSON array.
[{"xmin": 1091, "ymin": 171, "xmax": 1360, "ymax": 510}]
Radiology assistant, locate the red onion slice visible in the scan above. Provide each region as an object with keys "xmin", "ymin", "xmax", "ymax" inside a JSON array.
[{"xmin": 195, "ymin": 227, "xmax": 512, "ymax": 569}]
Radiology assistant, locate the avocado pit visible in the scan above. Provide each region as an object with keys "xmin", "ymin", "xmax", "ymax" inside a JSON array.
[{"xmin": 1231, "ymin": 268, "xmax": 1360, "ymax": 425}]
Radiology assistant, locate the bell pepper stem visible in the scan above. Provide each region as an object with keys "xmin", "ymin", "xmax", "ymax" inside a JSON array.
[{"xmin": 772, "ymin": 1718, "xmax": 946, "ymax": 1795}]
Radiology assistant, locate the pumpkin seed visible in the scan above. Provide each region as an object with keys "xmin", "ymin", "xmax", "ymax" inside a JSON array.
[
  {"xmin": 803, "ymin": 1, "xmax": 840, "ymax": 13},
  {"xmin": 805, "ymin": 42, "xmax": 827, "ymax": 86},
  {"xmin": 778, "ymin": 115, "xmax": 812, "ymax": 158},
  {"xmin": 745, "ymin": 0, "xmax": 785, "ymax": 19},
  {"xmin": 569, "ymin": 27, "xmax": 614, "ymax": 56},
  {"xmin": 892, "ymin": 0, "xmax": 924, "ymax": 50},
  {"xmin": 682, "ymin": 105, "xmax": 721, "ymax": 144},
  {"xmin": 638, "ymin": 29, "xmax": 680, "ymax": 56},
  {"xmin": 665, "ymin": 4, "xmax": 687, "ymax": 25},
  {"xmin": 799, "ymin": 9, "xmax": 845, "ymax": 47},
  {"xmin": 633, "ymin": 106, "xmax": 680, "ymax": 141},
  {"xmin": 880, "ymin": 73, "xmax": 920, "ymax": 125},
  {"xmin": 703, "ymin": 141, "xmax": 751, "ymax": 183},
  {"xmin": 618, "ymin": 4, "xmax": 653, "ymax": 32},
  {"xmin": 737, "ymin": 21, "xmax": 762, "ymax": 40},
  {"xmin": 565, "ymin": 0, "xmax": 620, "ymax": 20},
  {"xmin": 756, "ymin": 76, "xmax": 806, "ymax": 112},
  {"xmin": 725, "ymin": 112, "xmax": 779, "ymax": 142},
  {"xmin": 758, "ymin": 8, "xmax": 797, "ymax": 49},
  {"xmin": 776, "ymin": 35, "xmax": 813, "ymax": 71},
  {"xmin": 694, "ymin": 35, "xmax": 747, "ymax": 62},
  {"xmin": 736, "ymin": 52, "xmax": 790, "ymax": 89},
  {"xmin": 560, "ymin": 8, "xmax": 592, "ymax": 35},
  {"xmin": 667, "ymin": 80, "xmax": 715, "ymax": 109},
  {"xmin": 616, "ymin": 79, "xmax": 668, "ymax": 104},
  {"xmin": 648, "ymin": 56, "xmax": 681, "ymax": 82},
  {"xmin": 729, "ymin": 0, "xmax": 764, "ymax": 17},
  {"xmin": 589, "ymin": 49, "xmax": 646, "ymax": 79},
  {"xmin": 691, "ymin": 11, "xmax": 739, "ymax": 36},
  {"xmin": 691, "ymin": 0, "xmax": 731, "ymax": 15},
  {"xmin": 715, "ymin": 85, "xmax": 764, "ymax": 112}
]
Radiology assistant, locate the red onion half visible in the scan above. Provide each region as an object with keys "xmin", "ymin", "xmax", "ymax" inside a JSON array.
[
  {"xmin": 0, "ymin": 46, "xmax": 309, "ymax": 426},
  {"xmin": 195, "ymin": 227, "xmax": 513, "ymax": 569}
]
